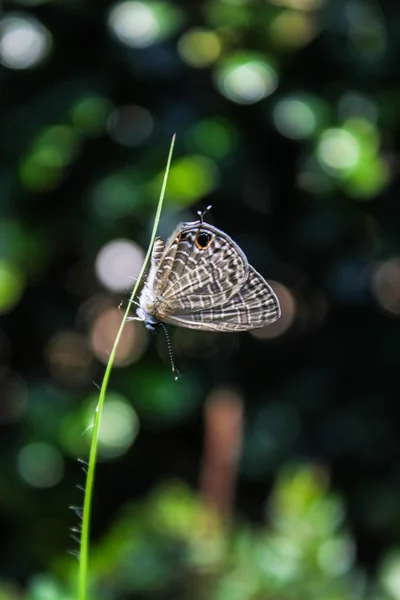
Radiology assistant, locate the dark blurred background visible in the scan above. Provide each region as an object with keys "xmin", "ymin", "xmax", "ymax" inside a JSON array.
[{"xmin": 2, "ymin": 0, "xmax": 400, "ymax": 598}]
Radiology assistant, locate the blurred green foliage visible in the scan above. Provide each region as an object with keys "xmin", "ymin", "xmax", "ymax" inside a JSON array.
[{"xmin": 1, "ymin": 465, "xmax": 399, "ymax": 599}]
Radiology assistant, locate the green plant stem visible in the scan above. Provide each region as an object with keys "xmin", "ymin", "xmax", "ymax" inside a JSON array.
[{"xmin": 78, "ymin": 134, "xmax": 176, "ymax": 600}]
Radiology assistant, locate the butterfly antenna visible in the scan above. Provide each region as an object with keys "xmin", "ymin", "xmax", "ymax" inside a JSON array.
[
  {"xmin": 197, "ymin": 204, "xmax": 212, "ymax": 225},
  {"xmin": 158, "ymin": 322, "xmax": 181, "ymax": 381}
]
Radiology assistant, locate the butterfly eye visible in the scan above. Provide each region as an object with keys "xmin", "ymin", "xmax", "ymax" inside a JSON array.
[{"xmin": 195, "ymin": 231, "xmax": 213, "ymax": 250}]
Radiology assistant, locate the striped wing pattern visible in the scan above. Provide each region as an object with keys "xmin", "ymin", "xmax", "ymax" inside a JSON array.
[
  {"xmin": 163, "ymin": 266, "xmax": 280, "ymax": 331},
  {"xmin": 151, "ymin": 238, "xmax": 165, "ymax": 266}
]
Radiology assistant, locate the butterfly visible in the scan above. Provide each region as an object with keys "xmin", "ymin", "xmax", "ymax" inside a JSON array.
[{"xmin": 136, "ymin": 207, "xmax": 281, "ymax": 338}]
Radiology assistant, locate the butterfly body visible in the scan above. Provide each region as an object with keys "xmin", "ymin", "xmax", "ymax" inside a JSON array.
[{"xmin": 136, "ymin": 217, "xmax": 281, "ymax": 332}]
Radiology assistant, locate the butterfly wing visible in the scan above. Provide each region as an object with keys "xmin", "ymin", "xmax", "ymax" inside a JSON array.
[
  {"xmin": 151, "ymin": 237, "xmax": 166, "ymax": 266},
  {"xmin": 162, "ymin": 266, "xmax": 281, "ymax": 331},
  {"xmin": 143, "ymin": 237, "xmax": 165, "ymax": 287},
  {"xmin": 143, "ymin": 222, "xmax": 249, "ymax": 318}
]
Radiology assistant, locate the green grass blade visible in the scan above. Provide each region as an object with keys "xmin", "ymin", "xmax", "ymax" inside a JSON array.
[{"xmin": 78, "ymin": 134, "xmax": 176, "ymax": 600}]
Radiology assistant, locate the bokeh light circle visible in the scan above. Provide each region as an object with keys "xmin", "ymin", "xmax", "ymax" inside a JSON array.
[
  {"xmin": 381, "ymin": 553, "xmax": 400, "ymax": 599},
  {"xmin": 317, "ymin": 128, "xmax": 360, "ymax": 173},
  {"xmin": 18, "ymin": 443, "xmax": 64, "ymax": 488},
  {"xmin": 371, "ymin": 258, "xmax": 400, "ymax": 315},
  {"xmin": 107, "ymin": 105, "xmax": 154, "ymax": 146},
  {"xmin": 160, "ymin": 155, "xmax": 220, "ymax": 207},
  {"xmin": 90, "ymin": 307, "xmax": 148, "ymax": 366},
  {"xmin": 186, "ymin": 118, "xmax": 238, "ymax": 159},
  {"xmin": 46, "ymin": 331, "xmax": 93, "ymax": 387},
  {"xmin": 269, "ymin": 9, "xmax": 317, "ymax": 49},
  {"xmin": 0, "ymin": 14, "xmax": 51, "ymax": 69},
  {"xmin": 93, "ymin": 395, "xmax": 139, "ymax": 458},
  {"xmin": 273, "ymin": 97, "xmax": 316, "ymax": 139},
  {"xmin": 0, "ymin": 260, "xmax": 25, "ymax": 315},
  {"xmin": 216, "ymin": 56, "xmax": 278, "ymax": 105},
  {"xmin": 71, "ymin": 96, "xmax": 113, "ymax": 138},
  {"xmin": 95, "ymin": 239, "xmax": 144, "ymax": 292},
  {"xmin": 338, "ymin": 91, "xmax": 378, "ymax": 124},
  {"xmin": 108, "ymin": 1, "xmax": 161, "ymax": 48},
  {"xmin": 178, "ymin": 28, "xmax": 222, "ymax": 68}
]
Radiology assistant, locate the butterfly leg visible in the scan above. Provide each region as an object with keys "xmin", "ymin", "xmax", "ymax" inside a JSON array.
[
  {"xmin": 118, "ymin": 299, "xmax": 143, "ymax": 325},
  {"xmin": 119, "ymin": 298, "xmax": 139, "ymax": 309},
  {"xmin": 126, "ymin": 273, "xmax": 148, "ymax": 282},
  {"xmin": 127, "ymin": 298, "xmax": 141, "ymax": 308}
]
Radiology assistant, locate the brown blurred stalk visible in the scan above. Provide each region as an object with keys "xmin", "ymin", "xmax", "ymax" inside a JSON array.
[{"xmin": 199, "ymin": 387, "xmax": 243, "ymax": 521}]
